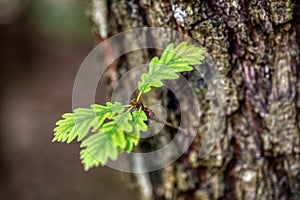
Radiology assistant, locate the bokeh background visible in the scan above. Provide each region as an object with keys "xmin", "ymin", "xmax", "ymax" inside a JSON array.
[{"xmin": 0, "ymin": 0, "xmax": 134, "ymax": 199}]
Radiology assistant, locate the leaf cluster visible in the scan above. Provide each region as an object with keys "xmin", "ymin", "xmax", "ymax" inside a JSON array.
[{"xmin": 53, "ymin": 42, "xmax": 204, "ymax": 170}]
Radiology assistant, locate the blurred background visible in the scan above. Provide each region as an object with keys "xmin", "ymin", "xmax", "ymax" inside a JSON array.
[{"xmin": 0, "ymin": 0, "xmax": 134, "ymax": 199}]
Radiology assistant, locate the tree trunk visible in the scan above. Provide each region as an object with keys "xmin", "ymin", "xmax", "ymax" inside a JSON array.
[{"xmin": 90, "ymin": 0, "xmax": 300, "ymax": 199}]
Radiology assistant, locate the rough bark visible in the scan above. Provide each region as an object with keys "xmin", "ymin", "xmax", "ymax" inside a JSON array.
[{"xmin": 90, "ymin": 0, "xmax": 300, "ymax": 199}]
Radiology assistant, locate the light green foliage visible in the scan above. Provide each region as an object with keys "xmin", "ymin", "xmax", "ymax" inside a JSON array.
[
  {"xmin": 53, "ymin": 42, "xmax": 204, "ymax": 171},
  {"xmin": 125, "ymin": 110, "xmax": 148, "ymax": 152},
  {"xmin": 78, "ymin": 109, "xmax": 149, "ymax": 170},
  {"xmin": 53, "ymin": 102, "xmax": 126, "ymax": 143},
  {"xmin": 80, "ymin": 133, "xmax": 119, "ymax": 170},
  {"xmin": 138, "ymin": 42, "xmax": 204, "ymax": 94}
]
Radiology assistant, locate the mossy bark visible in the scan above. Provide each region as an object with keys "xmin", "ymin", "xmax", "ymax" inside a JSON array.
[{"xmin": 90, "ymin": 0, "xmax": 300, "ymax": 199}]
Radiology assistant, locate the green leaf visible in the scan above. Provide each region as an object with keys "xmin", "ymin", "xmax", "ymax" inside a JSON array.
[
  {"xmin": 91, "ymin": 102, "xmax": 126, "ymax": 131},
  {"xmin": 100, "ymin": 121, "xmax": 127, "ymax": 149},
  {"xmin": 131, "ymin": 110, "xmax": 148, "ymax": 136},
  {"xmin": 53, "ymin": 108, "xmax": 96, "ymax": 143},
  {"xmin": 80, "ymin": 133, "xmax": 119, "ymax": 170},
  {"xmin": 53, "ymin": 102, "xmax": 126, "ymax": 143},
  {"xmin": 99, "ymin": 111, "xmax": 133, "ymax": 149},
  {"xmin": 138, "ymin": 42, "xmax": 204, "ymax": 94},
  {"xmin": 114, "ymin": 111, "xmax": 133, "ymax": 133},
  {"xmin": 124, "ymin": 110, "xmax": 148, "ymax": 152},
  {"xmin": 79, "ymin": 110, "xmax": 149, "ymax": 170}
]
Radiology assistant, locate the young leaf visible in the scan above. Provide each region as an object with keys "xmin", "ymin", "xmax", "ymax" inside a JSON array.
[
  {"xmin": 114, "ymin": 111, "xmax": 133, "ymax": 133},
  {"xmin": 91, "ymin": 102, "xmax": 126, "ymax": 131},
  {"xmin": 53, "ymin": 102, "xmax": 126, "ymax": 143},
  {"xmin": 99, "ymin": 111, "xmax": 133, "ymax": 149},
  {"xmin": 80, "ymin": 133, "xmax": 119, "ymax": 170},
  {"xmin": 80, "ymin": 110, "xmax": 148, "ymax": 170},
  {"xmin": 131, "ymin": 110, "xmax": 148, "ymax": 136},
  {"xmin": 53, "ymin": 101, "xmax": 149, "ymax": 170},
  {"xmin": 124, "ymin": 110, "xmax": 148, "ymax": 152},
  {"xmin": 100, "ymin": 121, "xmax": 127, "ymax": 149},
  {"xmin": 80, "ymin": 149, "xmax": 101, "ymax": 170},
  {"xmin": 138, "ymin": 42, "xmax": 204, "ymax": 94},
  {"xmin": 53, "ymin": 109, "xmax": 96, "ymax": 143}
]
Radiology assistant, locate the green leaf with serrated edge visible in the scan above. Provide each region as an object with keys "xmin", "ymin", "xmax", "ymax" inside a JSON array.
[
  {"xmin": 53, "ymin": 108, "xmax": 96, "ymax": 143},
  {"xmin": 100, "ymin": 121, "xmax": 127, "ymax": 149},
  {"xmin": 138, "ymin": 58, "xmax": 178, "ymax": 93},
  {"xmin": 138, "ymin": 42, "xmax": 204, "ymax": 94},
  {"xmin": 131, "ymin": 110, "xmax": 148, "ymax": 136},
  {"xmin": 99, "ymin": 111, "xmax": 133, "ymax": 149},
  {"xmin": 80, "ymin": 133, "xmax": 118, "ymax": 170},
  {"xmin": 80, "ymin": 149, "xmax": 101, "ymax": 171},
  {"xmin": 53, "ymin": 102, "xmax": 126, "ymax": 143},
  {"xmin": 80, "ymin": 110, "xmax": 149, "ymax": 170},
  {"xmin": 114, "ymin": 111, "xmax": 133, "ymax": 133},
  {"xmin": 91, "ymin": 102, "xmax": 126, "ymax": 131},
  {"xmin": 79, "ymin": 110, "xmax": 142, "ymax": 170},
  {"xmin": 124, "ymin": 110, "xmax": 148, "ymax": 152}
]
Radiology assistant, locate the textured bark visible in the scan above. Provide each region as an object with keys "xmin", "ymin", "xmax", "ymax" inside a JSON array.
[{"xmin": 90, "ymin": 0, "xmax": 300, "ymax": 199}]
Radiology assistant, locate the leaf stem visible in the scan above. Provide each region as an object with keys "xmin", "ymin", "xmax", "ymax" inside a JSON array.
[{"xmin": 136, "ymin": 92, "xmax": 143, "ymax": 103}]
